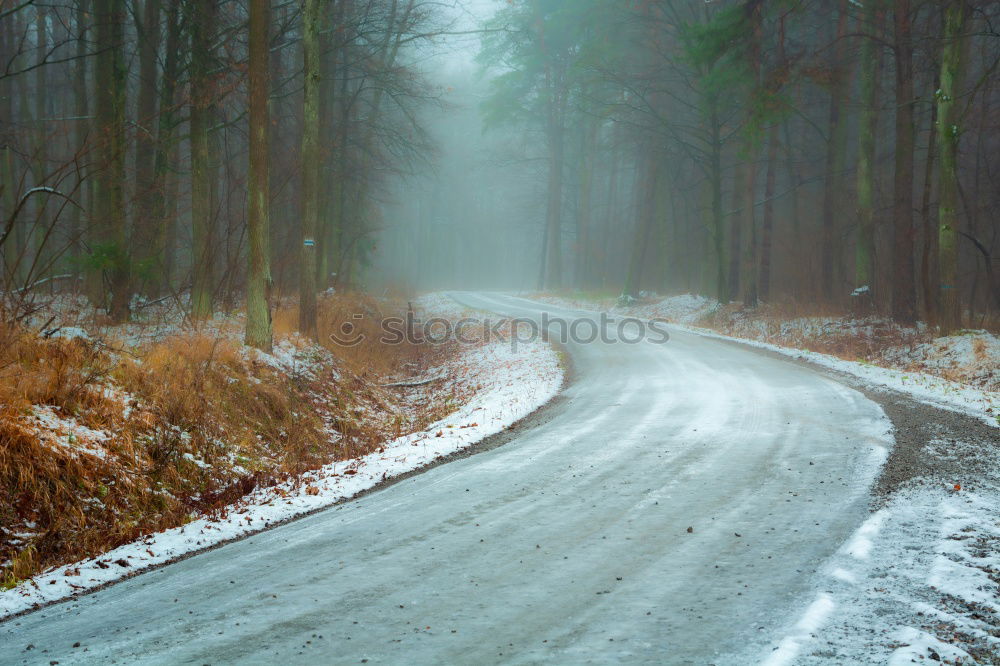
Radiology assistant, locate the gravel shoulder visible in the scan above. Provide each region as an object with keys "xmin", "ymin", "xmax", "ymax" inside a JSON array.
[{"xmin": 708, "ymin": 334, "xmax": 1000, "ymax": 665}]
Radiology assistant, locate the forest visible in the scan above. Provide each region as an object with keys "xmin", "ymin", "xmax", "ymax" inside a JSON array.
[
  {"xmin": 2, "ymin": 3, "xmax": 1000, "ymax": 660},
  {"xmin": 1, "ymin": 0, "xmax": 998, "ymax": 342},
  {"xmin": 0, "ymin": 0, "xmax": 450, "ymax": 350}
]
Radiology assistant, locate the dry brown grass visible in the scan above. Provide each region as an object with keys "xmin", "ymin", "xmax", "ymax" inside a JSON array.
[
  {"xmin": 0, "ymin": 294, "xmax": 460, "ymax": 588},
  {"xmin": 972, "ymin": 337, "xmax": 988, "ymax": 361},
  {"xmin": 275, "ymin": 291, "xmax": 436, "ymax": 378},
  {"xmin": 0, "ymin": 326, "xmax": 118, "ymax": 425}
]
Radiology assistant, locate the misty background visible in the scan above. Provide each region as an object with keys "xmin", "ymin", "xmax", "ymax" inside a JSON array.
[{"xmin": 1, "ymin": 0, "xmax": 998, "ymax": 333}]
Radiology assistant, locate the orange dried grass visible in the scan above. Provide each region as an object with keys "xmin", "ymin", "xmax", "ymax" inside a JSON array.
[{"xmin": 0, "ymin": 294, "xmax": 456, "ymax": 588}]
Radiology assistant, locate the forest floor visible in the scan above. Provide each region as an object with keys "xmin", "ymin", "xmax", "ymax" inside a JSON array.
[
  {"xmin": 0, "ymin": 291, "xmax": 562, "ymax": 619},
  {"xmin": 535, "ymin": 290, "xmax": 1000, "ymax": 664}
]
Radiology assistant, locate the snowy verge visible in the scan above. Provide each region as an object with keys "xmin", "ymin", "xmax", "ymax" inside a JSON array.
[
  {"xmin": 761, "ymin": 438, "xmax": 1000, "ymax": 664},
  {"xmin": 0, "ymin": 331, "xmax": 563, "ymax": 620}
]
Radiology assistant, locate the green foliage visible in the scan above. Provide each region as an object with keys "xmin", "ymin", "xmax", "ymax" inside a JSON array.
[
  {"xmin": 79, "ymin": 243, "xmax": 132, "ymax": 311},
  {"xmin": 83, "ymin": 242, "xmax": 129, "ymax": 273},
  {"xmin": 680, "ymin": 3, "xmax": 791, "ymax": 150},
  {"xmin": 680, "ymin": 6, "xmax": 749, "ymax": 72},
  {"xmin": 132, "ymin": 257, "xmax": 158, "ymax": 285},
  {"xmin": 477, "ymin": 0, "xmax": 616, "ymax": 131},
  {"xmin": 682, "ymin": 6, "xmax": 754, "ymax": 102}
]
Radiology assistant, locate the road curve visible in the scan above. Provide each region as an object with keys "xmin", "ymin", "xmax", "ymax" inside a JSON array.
[{"xmin": 1, "ymin": 293, "xmax": 891, "ymax": 665}]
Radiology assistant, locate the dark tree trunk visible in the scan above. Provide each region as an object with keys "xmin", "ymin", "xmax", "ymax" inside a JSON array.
[
  {"xmin": 189, "ymin": 0, "xmax": 217, "ymax": 320},
  {"xmin": 133, "ymin": 0, "xmax": 161, "ymax": 296},
  {"xmin": 820, "ymin": 0, "xmax": 850, "ymax": 302},
  {"xmin": 246, "ymin": 0, "xmax": 272, "ymax": 351},
  {"xmin": 891, "ymin": 0, "xmax": 916, "ymax": 323},
  {"xmin": 759, "ymin": 125, "xmax": 779, "ymax": 302},
  {"xmin": 93, "ymin": 0, "xmax": 130, "ymax": 321}
]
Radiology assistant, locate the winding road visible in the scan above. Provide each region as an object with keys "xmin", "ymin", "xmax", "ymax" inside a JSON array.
[{"xmin": 1, "ymin": 293, "xmax": 892, "ymax": 665}]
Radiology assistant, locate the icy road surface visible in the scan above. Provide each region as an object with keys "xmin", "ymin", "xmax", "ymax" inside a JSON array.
[{"xmin": 1, "ymin": 293, "xmax": 892, "ymax": 665}]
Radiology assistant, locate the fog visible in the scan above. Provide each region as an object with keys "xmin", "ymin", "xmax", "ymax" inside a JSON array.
[
  {"xmin": 369, "ymin": 0, "xmax": 1000, "ymax": 331},
  {"xmin": 373, "ymin": 69, "xmax": 545, "ymax": 292},
  {"xmin": 1, "ymin": 0, "xmax": 998, "ymax": 328},
  {"xmin": 373, "ymin": 0, "xmax": 632, "ymax": 294}
]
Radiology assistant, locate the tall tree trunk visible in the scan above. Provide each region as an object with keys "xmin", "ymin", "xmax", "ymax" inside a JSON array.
[
  {"xmin": 246, "ymin": 0, "xmax": 272, "ymax": 351},
  {"xmin": 1, "ymin": 15, "xmax": 20, "ymax": 283},
  {"xmin": 820, "ymin": 0, "xmax": 850, "ymax": 302},
  {"xmin": 208, "ymin": 108, "xmax": 224, "ymax": 301},
  {"xmin": 544, "ymin": 117, "xmax": 564, "ymax": 289},
  {"xmin": 601, "ymin": 132, "xmax": 619, "ymax": 288},
  {"xmin": 655, "ymin": 167, "xmax": 672, "ymax": 290},
  {"xmin": 93, "ymin": 0, "xmax": 130, "ymax": 321},
  {"xmin": 34, "ymin": 6, "xmax": 49, "ymax": 272},
  {"xmin": 576, "ymin": 117, "xmax": 597, "ymax": 288},
  {"xmin": 332, "ymin": 64, "xmax": 353, "ymax": 288},
  {"xmin": 623, "ymin": 147, "xmax": 657, "ymax": 298},
  {"xmin": 189, "ymin": 0, "xmax": 216, "ymax": 320},
  {"xmin": 891, "ymin": 0, "xmax": 916, "ymax": 323},
  {"xmin": 316, "ymin": 0, "xmax": 346, "ymax": 291},
  {"xmin": 758, "ymin": 124, "xmax": 779, "ymax": 302},
  {"xmin": 855, "ymin": 4, "xmax": 883, "ymax": 308},
  {"xmin": 781, "ymin": 119, "xmax": 804, "ymax": 298},
  {"xmin": 727, "ymin": 161, "xmax": 743, "ymax": 301},
  {"xmin": 741, "ymin": 157, "xmax": 758, "ymax": 308},
  {"xmin": 919, "ymin": 70, "xmax": 939, "ymax": 324},
  {"xmin": 149, "ymin": 0, "xmax": 182, "ymax": 294},
  {"xmin": 533, "ymin": 1, "xmax": 563, "ymax": 291},
  {"xmin": 755, "ymin": 0, "xmax": 783, "ymax": 304},
  {"xmin": 536, "ymin": 202, "xmax": 549, "ymax": 290},
  {"xmin": 133, "ymin": 0, "xmax": 161, "ymax": 296},
  {"xmin": 0, "ymin": 146, "xmax": 14, "ymax": 284},
  {"xmin": 267, "ymin": 1, "xmax": 288, "ymax": 291},
  {"xmin": 741, "ymin": 0, "xmax": 763, "ymax": 308},
  {"xmin": 936, "ymin": 0, "xmax": 970, "ymax": 334},
  {"xmin": 299, "ymin": 0, "xmax": 320, "ymax": 338},
  {"xmin": 69, "ymin": 0, "xmax": 89, "ymax": 279},
  {"xmin": 162, "ymin": 142, "xmax": 180, "ymax": 290},
  {"xmin": 709, "ymin": 107, "xmax": 726, "ymax": 303},
  {"xmin": 13, "ymin": 15, "xmax": 31, "ymax": 287}
]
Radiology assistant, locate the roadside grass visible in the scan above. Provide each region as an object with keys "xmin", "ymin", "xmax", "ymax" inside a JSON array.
[
  {"xmin": 699, "ymin": 301, "xmax": 925, "ymax": 362},
  {"xmin": 0, "ymin": 294, "xmax": 460, "ymax": 589},
  {"xmin": 274, "ymin": 291, "xmax": 430, "ymax": 378},
  {"xmin": 530, "ymin": 289, "xmax": 619, "ymax": 310}
]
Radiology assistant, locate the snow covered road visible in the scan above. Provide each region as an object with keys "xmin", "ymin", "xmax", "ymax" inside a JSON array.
[{"xmin": 1, "ymin": 293, "xmax": 893, "ymax": 664}]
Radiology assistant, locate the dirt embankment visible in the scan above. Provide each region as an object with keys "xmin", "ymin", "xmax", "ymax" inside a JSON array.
[{"xmin": 0, "ymin": 293, "xmax": 460, "ymax": 589}]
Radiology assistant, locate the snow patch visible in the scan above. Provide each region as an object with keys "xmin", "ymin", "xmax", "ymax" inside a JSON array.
[
  {"xmin": 29, "ymin": 405, "xmax": 112, "ymax": 461},
  {"xmin": 887, "ymin": 627, "xmax": 975, "ymax": 666},
  {"xmin": 762, "ymin": 452, "xmax": 1000, "ymax": 663},
  {"xmin": 883, "ymin": 330, "xmax": 1000, "ymax": 391},
  {"xmin": 46, "ymin": 326, "xmax": 91, "ymax": 341},
  {"xmin": 843, "ymin": 510, "xmax": 886, "ymax": 560},
  {"xmin": 762, "ymin": 593, "xmax": 836, "ymax": 666}
]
